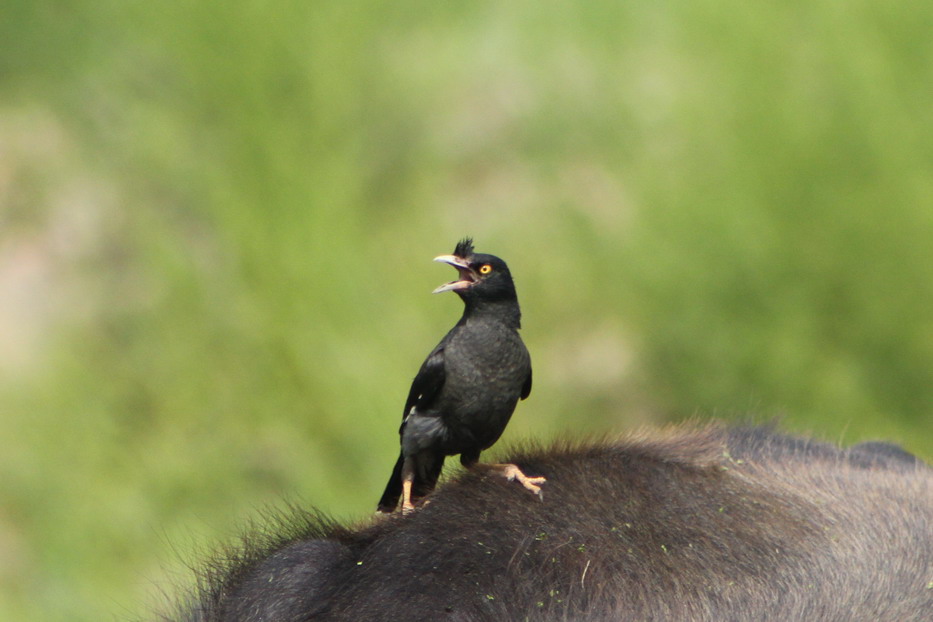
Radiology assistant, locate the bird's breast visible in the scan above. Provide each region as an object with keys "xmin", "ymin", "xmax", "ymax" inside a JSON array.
[
  {"xmin": 432, "ymin": 322, "xmax": 530, "ymax": 448},
  {"xmin": 446, "ymin": 325, "xmax": 528, "ymax": 388}
]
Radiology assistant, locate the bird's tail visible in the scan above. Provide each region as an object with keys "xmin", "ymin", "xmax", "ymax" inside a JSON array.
[
  {"xmin": 377, "ymin": 454, "xmax": 405, "ymax": 513},
  {"xmin": 376, "ymin": 452, "xmax": 446, "ymax": 513}
]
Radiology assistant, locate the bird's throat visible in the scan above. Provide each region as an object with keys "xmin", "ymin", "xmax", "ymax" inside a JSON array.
[{"xmin": 461, "ymin": 298, "xmax": 523, "ymax": 329}]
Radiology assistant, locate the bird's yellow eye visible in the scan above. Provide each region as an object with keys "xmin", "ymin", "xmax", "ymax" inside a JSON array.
[{"xmin": 479, "ymin": 264, "xmax": 493, "ymax": 275}]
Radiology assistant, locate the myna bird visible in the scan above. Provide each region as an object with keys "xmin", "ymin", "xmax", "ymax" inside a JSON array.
[{"xmin": 377, "ymin": 238, "xmax": 542, "ymax": 513}]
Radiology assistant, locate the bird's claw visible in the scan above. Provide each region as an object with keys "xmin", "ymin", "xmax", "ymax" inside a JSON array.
[
  {"xmin": 495, "ymin": 463, "xmax": 547, "ymax": 499},
  {"xmin": 519, "ymin": 477, "xmax": 546, "ymax": 500},
  {"xmin": 400, "ymin": 498, "xmax": 430, "ymax": 516},
  {"xmin": 523, "ymin": 477, "xmax": 547, "ymax": 497}
]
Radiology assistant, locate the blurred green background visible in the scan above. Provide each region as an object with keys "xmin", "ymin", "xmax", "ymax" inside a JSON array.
[{"xmin": 2, "ymin": 2, "xmax": 931, "ymax": 620}]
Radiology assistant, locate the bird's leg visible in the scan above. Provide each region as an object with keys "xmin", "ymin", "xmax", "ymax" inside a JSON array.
[
  {"xmin": 401, "ymin": 457, "xmax": 416, "ymax": 515},
  {"xmin": 471, "ymin": 462, "xmax": 547, "ymax": 499}
]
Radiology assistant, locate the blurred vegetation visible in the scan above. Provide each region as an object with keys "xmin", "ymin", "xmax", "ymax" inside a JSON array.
[{"xmin": 1, "ymin": 2, "xmax": 931, "ymax": 620}]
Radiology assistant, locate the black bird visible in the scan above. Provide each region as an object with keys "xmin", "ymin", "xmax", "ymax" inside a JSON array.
[{"xmin": 377, "ymin": 238, "xmax": 542, "ymax": 514}]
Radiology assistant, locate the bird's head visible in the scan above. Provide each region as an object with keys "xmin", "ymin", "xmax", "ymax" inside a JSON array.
[{"xmin": 432, "ymin": 238, "xmax": 519, "ymax": 307}]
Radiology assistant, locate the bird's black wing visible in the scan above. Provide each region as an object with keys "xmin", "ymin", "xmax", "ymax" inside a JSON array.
[
  {"xmin": 520, "ymin": 367, "xmax": 532, "ymax": 400},
  {"xmin": 401, "ymin": 346, "xmax": 447, "ymax": 420},
  {"xmin": 379, "ymin": 346, "xmax": 447, "ymax": 512}
]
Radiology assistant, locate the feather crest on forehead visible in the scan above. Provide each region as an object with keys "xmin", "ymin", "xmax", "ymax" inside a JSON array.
[{"xmin": 453, "ymin": 237, "xmax": 475, "ymax": 258}]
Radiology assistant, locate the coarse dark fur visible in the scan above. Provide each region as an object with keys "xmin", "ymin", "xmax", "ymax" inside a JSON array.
[{"xmin": 167, "ymin": 423, "xmax": 932, "ymax": 621}]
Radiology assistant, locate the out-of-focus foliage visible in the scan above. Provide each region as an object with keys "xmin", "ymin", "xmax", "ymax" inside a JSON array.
[{"xmin": 1, "ymin": 2, "xmax": 931, "ymax": 620}]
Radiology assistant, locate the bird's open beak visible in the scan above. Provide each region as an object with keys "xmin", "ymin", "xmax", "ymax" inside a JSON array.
[{"xmin": 432, "ymin": 255, "xmax": 476, "ymax": 294}]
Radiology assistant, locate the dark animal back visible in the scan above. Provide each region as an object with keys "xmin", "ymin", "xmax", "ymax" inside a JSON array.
[{"xmin": 170, "ymin": 423, "xmax": 933, "ymax": 622}]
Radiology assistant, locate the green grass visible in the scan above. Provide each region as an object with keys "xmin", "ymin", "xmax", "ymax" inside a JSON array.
[{"xmin": 1, "ymin": 2, "xmax": 932, "ymax": 620}]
